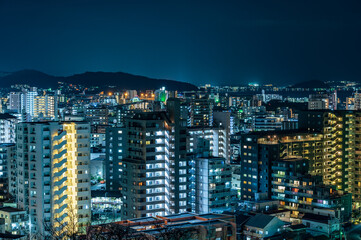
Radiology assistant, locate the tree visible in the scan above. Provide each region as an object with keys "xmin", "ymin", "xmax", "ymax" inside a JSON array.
[{"xmin": 42, "ymin": 203, "xmax": 91, "ymax": 240}]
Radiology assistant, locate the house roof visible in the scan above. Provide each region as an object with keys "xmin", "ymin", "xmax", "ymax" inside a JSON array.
[{"xmin": 245, "ymin": 214, "xmax": 276, "ymax": 229}]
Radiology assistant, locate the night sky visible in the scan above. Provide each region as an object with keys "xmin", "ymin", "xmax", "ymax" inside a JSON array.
[{"xmin": 1, "ymin": 0, "xmax": 361, "ymax": 86}]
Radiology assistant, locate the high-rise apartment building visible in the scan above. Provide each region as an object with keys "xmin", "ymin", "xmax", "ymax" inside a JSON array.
[
  {"xmin": 189, "ymin": 156, "xmax": 233, "ymax": 214},
  {"xmin": 271, "ymin": 158, "xmax": 352, "ymax": 222},
  {"xmin": 308, "ymin": 92, "xmax": 337, "ymax": 110},
  {"xmin": 14, "ymin": 121, "xmax": 91, "ymax": 236},
  {"xmin": 9, "ymin": 92, "xmax": 22, "ymax": 113},
  {"xmin": 9, "ymin": 89, "xmax": 39, "ymax": 120},
  {"xmin": 187, "ymin": 126, "xmax": 229, "ymax": 161},
  {"xmin": 0, "ymin": 143, "xmax": 15, "ymax": 202},
  {"xmin": 189, "ymin": 98, "xmax": 213, "ymax": 127},
  {"xmin": 308, "ymin": 94, "xmax": 329, "ymax": 110},
  {"xmin": 0, "ymin": 113, "xmax": 18, "ymax": 143},
  {"xmin": 105, "ymin": 127, "xmax": 126, "ymax": 191},
  {"xmin": 118, "ymin": 109, "xmax": 188, "ymax": 219},
  {"xmin": 85, "ymin": 106, "xmax": 109, "ymax": 126},
  {"xmin": 241, "ymin": 110, "xmax": 361, "ymax": 207},
  {"xmin": 21, "ymin": 89, "xmax": 38, "ymax": 117},
  {"xmin": 240, "ymin": 131, "xmax": 329, "ymax": 200},
  {"xmin": 34, "ymin": 95, "xmax": 57, "ymax": 119},
  {"xmin": 299, "ymin": 110, "xmax": 361, "ymax": 204}
]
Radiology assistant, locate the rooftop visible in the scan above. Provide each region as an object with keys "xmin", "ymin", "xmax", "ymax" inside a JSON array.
[
  {"xmin": 302, "ymin": 213, "xmax": 331, "ymax": 224},
  {"xmin": 0, "ymin": 207, "xmax": 25, "ymax": 213},
  {"xmin": 0, "ymin": 113, "xmax": 17, "ymax": 119},
  {"xmin": 245, "ymin": 214, "xmax": 276, "ymax": 229}
]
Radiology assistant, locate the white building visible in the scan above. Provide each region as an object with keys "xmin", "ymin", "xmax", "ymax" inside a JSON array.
[
  {"xmin": 187, "ymin": 127, "xmax": 229, "ymax": 161},
  {"xmin": 21, "ymin": 89, "xmax": 38, "ymax": 117},
  {"xmin": 14, "ymin": 121, "xmax": 91, "ymax": 237},
  {"xmin": 189, "ymin": 157, "xmax": 233, "ymax": 214},
  {"xmin": 0, "ymin": 114, "xmax": 18, "ymax": 143},
  {"xmin": 33, "ymin": 95, "xmax": 57, "ymax": 119}
]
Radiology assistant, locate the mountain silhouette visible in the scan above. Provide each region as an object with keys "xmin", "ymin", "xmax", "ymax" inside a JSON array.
[
  {"xmin": 0, "ymin": 70, "xmax": 198, "ymax": 91},
  {"xmin": 290, "ymin": 80, "xmax": 329, "ymax": 89}
]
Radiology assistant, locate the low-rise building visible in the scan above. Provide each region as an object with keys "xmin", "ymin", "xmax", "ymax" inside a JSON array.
[
  {"xmin": 301, "ymin": 213, "xmax": 341, "ymax": 238},
  {"xmin": 243, "ymin": 214, "xmax": 285, "ymax": 240},
  {"xmin": 0, "ymin": 207, "xmax": 27, "ymax": 236},
  {"xmin": 88, "ymin": 213, "xmax": 237, "ymax": 240}
]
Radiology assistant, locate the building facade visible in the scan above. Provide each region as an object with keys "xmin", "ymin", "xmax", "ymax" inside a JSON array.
[
  {"xmin": 0, "ymin": 143, "xmax": 15, "ymax": 202},
  {"xmin": 189, "ymin": 157, "xmax": 233, "ymax": 214},
  {"xmin": 14, "ymin": 121, "xmax": 91, "ymax": 236},
  {"xmin": 119, "ymin": 110, "xmax": 188, "ymax": 219}
]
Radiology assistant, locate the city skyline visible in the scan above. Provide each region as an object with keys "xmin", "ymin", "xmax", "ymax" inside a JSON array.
[{"xmin": 2, "ymin": 1, "xmax": 361, "ymax": 239}]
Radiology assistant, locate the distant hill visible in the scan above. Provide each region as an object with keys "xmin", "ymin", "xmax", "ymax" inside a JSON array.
[
  {"xmin": 0, "ymin": 70, "xmax": 198, "ymax": 91},
  {"xmin": 290, "ymin": 80, "xmax": 329, "ymax": 89}
]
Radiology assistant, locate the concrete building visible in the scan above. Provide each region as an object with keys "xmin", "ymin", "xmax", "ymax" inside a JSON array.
[
  {"xmin": 189, "ymin": 98, "xmax": 213, "ymax": 127},
  {"xmin": 88, "ymin": 213, "xmax": 237, "ymax": 240},
  {"xmin": 105, "ymin": 127, "xmax": 126, "ymax": 192},
  {"xmin": 308, "ymin": 93, "xmax": 329, "ymax": 110},
  {"xmin": 33, "ymin": 95, "xmax": 57, "ymax": 119},
  {"xmin": 301, "ymin": 213, "xmax": 341, "ymax": 238},
  {"xmin": 271, "ymin": 158, "xmax": 352, "ymax": 222},
  {"xmin": 253, "ymin": 115, "xmax": 283, "ymax": 131},
  {"xmin": 21, "ymin": 89, "xmax": 38, "ymax": 118},
  {"xmin": 0, "ymin": 207, "xmax": 27, "ymax": 236},
  {"xmin": 189, "ymin": 157, "xmax": 233, "ymax": 214},
  {"xmin": 240, "ymin": 131, "xmax": 325, "ymax": 200},
  {"xmin": 85, "ymin": 106, "xmax": 109, "ymax": 126},
  {"xmin": 299, "ymin": 110, "xmax": 361, "ymax": 203},
  {"xmin": 8, "ymin": 92, "xmax": 22, "ymax": 113},
  {"xmin": 187, "ymin": 126, "xmax": 229, "ymax": 162},
  {"xmin": 243, "ymin": 214, "xmax": 285, "ymax": 239},
  {"xmin": 119, "ymin": 109, "xmax": 188, "ymax": 219},
  {"xmin": 14, "ymin": 121, "xmax": 91, "ymax": 236},
  {"xmin": 90, "ymin": 133, "xmax": 106, "ymax": 148},
  {"xmin": 0, "ymin": 143, "xmax": 15, "ymax": 203},
  {"xmin": 0, "ymin": 114, "xmax": 18, "ymax": 143}
]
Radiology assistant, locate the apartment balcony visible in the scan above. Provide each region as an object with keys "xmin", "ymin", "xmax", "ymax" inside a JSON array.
[
  {"xmin": 54, "ymin": 195, "xmax": 67, "ymax": 205},
  {"xmin": 76, "ymin": 129, "xmax": 89, "ymax": 134},
  {"xmin": 54, "ymin": 168, "xmax": 67, "ymax": 178},
  {"xmin": 76, "ymin": 182, "xmax": 90, "ymax": 189},
  {"xmin": 76, "ymin": 190, "xmax": 90, "ymax": 197},
  {"xmin": 54, "ymin": 149, "xmax": 67, "ymax": 159},
  {"xmin": 54, "ymin": 140, "xmax": 67, "ymax": 150},
  {"xmin": 283, "ymin": 190, "xmax": 313, "ymax": 198},
  {"xmin": 54, "ymin": 158, "xmax": 67, "ymax": 168},
  {"xmin": 54, "ymin": 177, "xmax": 68, "ymax": 188},
  {"xmin": 77, "ymin": 156, "xmax": 89, "ymax": 161},
  {"xmin": 54, "ymin": 131, "xmax": 67, "ymax": 141},
  {"xmin": 77, "ymin": 138, "xmax": 89, "ymax": 144},
  {"xmin": 54, "ymin": 185, "xmax": 67, "ymax": 196},
  {"xmin": 55, "ymin": 203, "xmax": 68, "ymax": 214},
  {"xmin": 77, "ymin": 199, "xmax": 90, "ymax": 206},
  {"xmin": 76, "ymin": 164, "xmax": 88, "ymax": 171}
]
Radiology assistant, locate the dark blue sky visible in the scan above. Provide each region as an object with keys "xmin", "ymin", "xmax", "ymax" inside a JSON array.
[{"xmin": 1, "ymin": 0, "xmax": 361, "ymax": 86}]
